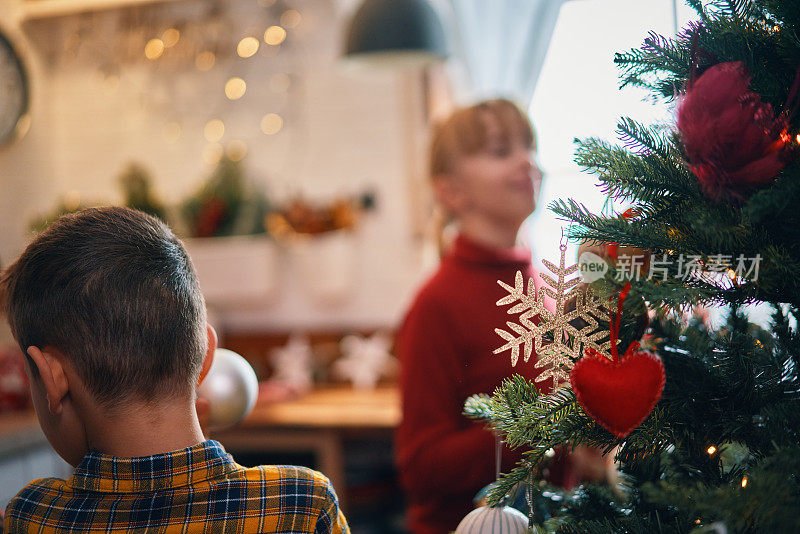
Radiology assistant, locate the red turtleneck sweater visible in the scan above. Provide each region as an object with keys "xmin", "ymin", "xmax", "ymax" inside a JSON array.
[{"xmin": 395, "ymin": 234, "xmax": 573, "ymax": 534}]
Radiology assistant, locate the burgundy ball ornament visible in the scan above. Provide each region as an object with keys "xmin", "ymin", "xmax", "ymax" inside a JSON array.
[
  {"xmin": 197, "ymin": 348, "xmax": 259, "ymax": 430},
  {"xmin": 677, "ymin": 61, "xmax": 793, "ymax": 200}
]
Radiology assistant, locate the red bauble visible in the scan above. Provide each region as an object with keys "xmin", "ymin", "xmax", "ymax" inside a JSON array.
[
  {"xmin": 677, "ymin": 61, "xmax": 792, "ymax": 200},
  {"xmin": 570, "ymin": 348, "xmax": 665, "ymax": 438}
]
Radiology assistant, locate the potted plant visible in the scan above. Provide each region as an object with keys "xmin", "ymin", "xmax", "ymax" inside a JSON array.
[{"xmin": 181, "ymin": 155, "xmax": 279, "ymax": 307}]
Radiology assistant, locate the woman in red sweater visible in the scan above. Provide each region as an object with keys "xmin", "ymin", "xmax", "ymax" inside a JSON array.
[{"xmin": 395, "ymin": 99, "xmax": 575, "ymax": 534}]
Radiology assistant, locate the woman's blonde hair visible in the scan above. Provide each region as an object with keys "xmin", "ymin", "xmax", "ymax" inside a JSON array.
[{"xmin": 429, "ymin": 98, "xmax": 536, "ymax": 179}]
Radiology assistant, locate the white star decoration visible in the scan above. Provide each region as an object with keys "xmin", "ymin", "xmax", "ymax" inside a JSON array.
[
  {"xmin": 333, "ymin": 332, "xmax": 396, "ymax": 390},
  {"xmin": 269, "ymin": 334, "xmax": 314, "ymax": 391}
]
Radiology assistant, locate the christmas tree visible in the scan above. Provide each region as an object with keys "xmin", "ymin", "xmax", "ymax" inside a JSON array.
[{"xmin": 465, "ymin": 1, "xmax": 800, "ymax": 531}]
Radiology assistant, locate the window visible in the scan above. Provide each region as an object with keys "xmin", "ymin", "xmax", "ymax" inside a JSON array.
[{"xmin": 524, "ymin": 0, "xmax": 694, "ymax": 264}]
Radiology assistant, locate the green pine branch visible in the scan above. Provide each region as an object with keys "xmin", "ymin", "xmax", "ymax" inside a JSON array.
[{"xmin": 465, "ymin": 306, "xmax": 800, "ymax": 529}]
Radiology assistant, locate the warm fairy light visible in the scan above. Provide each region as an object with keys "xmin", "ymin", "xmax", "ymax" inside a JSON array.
[
  {"xmin": 162, "ymin": 28, "xmax": 180, "ymax": 47},
  {"xmin": 260, "ymin": 113, "xmax": 283, "ymax": 135},
  {"xmin": 281, "ymin": 9, "xmax": 302, "ymax": 28},
  {"xmin": 225, "ymin": 77, "xmax": 247, "ymax": 100},
  {"xmin": 195, "ymin": 51, "xmax": 216, "ymax": 71},
  {"xmin": 796, "ymin": 134, "xmax": 800, "ymax": 144},
  {"xmin": 706, "ymin": 445, "xmax": 717, "ymax": 455},
  {"xmin": 741, "ymin": 476, "xmax": 748, "ymax": 488},
  {"xmin": 202, "ymin": 143, "xmax": 224, "ymax": 166},
  {"xmin": 226, "ymin": 140, "xmax": 248, "ymax": 162},
  {"xmin": 264, "ymin": 25, "xmax": 287, "ymax": 45},
  {"xmin": 204, "ymin": 119, "xmax": 225, "ymax": 143},
  {"xmin": 64, "ymin": 191, "xmax": 81, "ymax": 211},
  {"xmin": 727, "ymin": 269, "xmax": 737, "ymax": 280},
  {"xmin": 269, "ymin": 73, "xmax": 291, "ymax": 93},
  {"xmin": 780, "ymin": 131, "xmax": 791, "ymax": 143},
  {"xmin": 237, "ymin": 37, "xmax": 260, "ymax": 58},
  {"xmin": 144, "ymin": 38, "xmax": 165, "ymax": 60},
  {"xmin": 163, "ymin": 122, "xmax": 181, "ymax": 143}
]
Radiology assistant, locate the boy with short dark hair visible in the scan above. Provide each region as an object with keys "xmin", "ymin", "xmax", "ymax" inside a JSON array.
[{"xmin": 1, "ymin": 207, "xmax": 348, "ymax": 533}]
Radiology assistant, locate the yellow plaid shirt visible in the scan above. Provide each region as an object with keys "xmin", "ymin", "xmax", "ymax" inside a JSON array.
[{"xmin": 3, "ymin": 440, "xmax": 349, "ymax": 533}]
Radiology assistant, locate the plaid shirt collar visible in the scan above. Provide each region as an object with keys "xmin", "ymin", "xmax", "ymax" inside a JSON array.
[{"xmin": 68, "ymin": 440, "xmax": 238, "ymax": 493}]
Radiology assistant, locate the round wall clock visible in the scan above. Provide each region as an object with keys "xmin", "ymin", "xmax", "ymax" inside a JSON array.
[{"xmin": 0, "ymin": 30, "xmax": 29, "ymax": 145}]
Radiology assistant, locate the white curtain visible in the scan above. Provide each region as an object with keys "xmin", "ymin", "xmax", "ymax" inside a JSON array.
[{"xmin": 447, "ymin": 0, "xmax": 570, "ymax": 108}]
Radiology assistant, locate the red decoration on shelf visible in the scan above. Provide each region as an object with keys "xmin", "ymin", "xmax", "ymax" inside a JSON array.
[
  {"xmin": 194, "ymin": 198, "xmax": 228, "ymax": 238},
  {"xmin": 0, "ymin": 347, "xmax": 30, "ymax": 413},
  {"xmin": 677, "ymin": 61, "xmax": 794, "ymax": 200},
  {"xmin": 570, "ymin": 283, "xmax": 665, "ymax": 438}
]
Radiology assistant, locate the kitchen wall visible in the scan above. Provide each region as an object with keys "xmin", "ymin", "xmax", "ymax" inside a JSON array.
[{"xmin": 0, "ymin": 0, "xmax": 437, "ymax": 334}]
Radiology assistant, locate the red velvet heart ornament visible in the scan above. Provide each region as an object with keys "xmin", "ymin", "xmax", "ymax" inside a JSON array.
[
  {"xmin": 570, "ymin": 350, "xmax": 665, "ymax": 438},
  {"xmin": 570, "ymin": 282, "xmax": 665, "ymax": 438}
]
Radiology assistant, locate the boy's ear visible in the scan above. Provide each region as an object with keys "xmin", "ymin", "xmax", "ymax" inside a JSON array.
[
  {"xmin": 197, "ymin": 324, "xmax": 217, "ymax": 386},
  {"xmin": 26, "ymin": 346, "xmax": 69, "ymax": 415}
]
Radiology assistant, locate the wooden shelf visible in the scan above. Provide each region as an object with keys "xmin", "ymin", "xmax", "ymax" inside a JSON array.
[{"xmin": 21, "ymin": 0, "xmax": 187, "ymax": 20}]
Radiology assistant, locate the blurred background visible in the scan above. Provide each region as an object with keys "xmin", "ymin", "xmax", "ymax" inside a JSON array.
[{"xmin": 0, "ymin": 0, "xmax": 694, "ymax": 531}]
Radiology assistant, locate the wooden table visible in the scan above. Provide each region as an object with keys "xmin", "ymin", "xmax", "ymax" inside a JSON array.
[{"xmin": 211, "ymin": 385, "xmax": 401, "ymax": 511}]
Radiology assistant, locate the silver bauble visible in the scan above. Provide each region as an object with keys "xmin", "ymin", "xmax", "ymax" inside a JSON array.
[
  {"xmin": 455, "ymin": 505, "xmax": 529, "ymax": 534},
  {"xmin": 197, "ymin": 348, "xmax": 259, "ymax": 430}
]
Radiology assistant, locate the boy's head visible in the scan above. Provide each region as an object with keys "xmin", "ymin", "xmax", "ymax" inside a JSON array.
[{"xmin": 1, "ymin": 207, "xmax": 209, "ymax": 412}]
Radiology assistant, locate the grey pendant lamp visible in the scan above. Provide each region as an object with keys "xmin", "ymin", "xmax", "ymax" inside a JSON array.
[{"xmin": 344, "ymin": 0, "xmax": 448, "ymax": 67}]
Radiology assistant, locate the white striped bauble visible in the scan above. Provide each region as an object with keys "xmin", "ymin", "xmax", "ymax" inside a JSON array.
[{"xmin": 454, "ymin": 505, "xmax": 529, "ymax": 533}]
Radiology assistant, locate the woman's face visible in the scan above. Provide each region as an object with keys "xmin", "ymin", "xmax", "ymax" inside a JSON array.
[{"xmin": 447, "ymin": 113, "xmax": 543, "ymax": 229}]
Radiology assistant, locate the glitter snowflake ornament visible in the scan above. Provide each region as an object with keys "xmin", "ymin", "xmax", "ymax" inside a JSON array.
[{"xmin": 494, "ymin": 244, "xmax": 615, "ymax": 388}]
